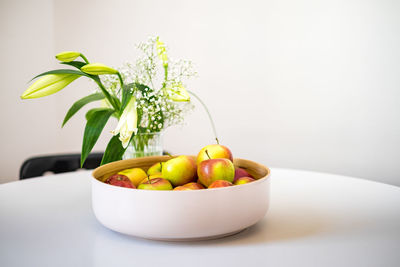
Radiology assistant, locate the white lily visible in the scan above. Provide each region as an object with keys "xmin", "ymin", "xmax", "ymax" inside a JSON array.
[{"xmin": 111, "ymin": 97, "xmax": 138, "ymax": 148}]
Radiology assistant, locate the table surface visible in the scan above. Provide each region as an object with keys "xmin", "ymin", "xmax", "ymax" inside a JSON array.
[{"xmin": 1, "ymin": 168, "xmax": 399, "ymax": 267}]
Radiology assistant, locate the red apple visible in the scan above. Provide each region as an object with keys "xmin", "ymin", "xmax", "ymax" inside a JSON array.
[
  {"xmin": 196, "ymin": 144, "xmax": 233, "ymax": 165},
  {"xmin": 137, "ymin": 178, "xmax": 173, "ymax": 190},
  {"xmin": 234, "ymin": 176, "xmax": 255, "ymax": 185},
  {"xmin": 208, "ymin": 180, "xmax": 233, "ymax": 188},
  {"xmin": 234, "ymin": 167, "xmax": 254, "ymax": 182},
  {"xmin": 105, "ymin": 174, "xmax": 135, "ymax": 189},
  {"xmin": 197, "ymin": 158, "xmax": 235, "ymax": 187},
  {"xmin": 173, "ymin": 186, "xmax": 192, "ymax": 191},
  {"xmin": 182, "ymin": 182, "xmax": 205, "ymax": 190}
]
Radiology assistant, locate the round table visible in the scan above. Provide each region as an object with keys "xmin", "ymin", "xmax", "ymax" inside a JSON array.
[{"xmin": 1, "ymin": 169, "xmax": 399, "ymax": 267}]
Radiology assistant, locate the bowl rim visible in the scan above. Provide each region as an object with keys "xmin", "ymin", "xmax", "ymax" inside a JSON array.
[{"xmin": 92, "ymin": 156, "xmax": 271, "ymax": 193}]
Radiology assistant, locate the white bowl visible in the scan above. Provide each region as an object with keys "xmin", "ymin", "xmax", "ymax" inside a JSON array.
[{"xmin": 91, "ymin": 156, "xmax": 271, "ymax": 241}]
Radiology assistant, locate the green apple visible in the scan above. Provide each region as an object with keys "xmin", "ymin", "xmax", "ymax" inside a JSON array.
[
  {"xmin": 137, "ymin": 178, "xmax": 173, "ymax": 190},
  {"xmin": 197, "ymin": 158, "xmax": 235, "ymax": 187},
  {"xmin": 147, "ymin": 162, "xmax": 164, "ymax": 176},
  {"xmin": 196, "ymin": 144, "xmax": 233, "ymax": 165},
  {"xmin": 162, "ymin": 155, "xmax": 197, "ymax": 186},
  {"xmin": 208, "ymin": 180, "xmax": 233, "ymax": 189}
]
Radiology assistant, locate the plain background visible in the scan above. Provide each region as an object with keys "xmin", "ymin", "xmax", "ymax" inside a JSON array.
[{"xmin": 1, "ymin": 0, "xmax": 399, "ymax": 185}]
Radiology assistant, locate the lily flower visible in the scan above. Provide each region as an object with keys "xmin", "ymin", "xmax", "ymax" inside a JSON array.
[
  {"xmin": 55, "ymin": 51, "xmax": 81, "ymax": 62},
  {"xmin": 21, "ymin": 74, "xmax": 79, "ymax": 99},
  {"xmin": 167, "ymin": 82, "xmax": 190, "ymax": 102},
  {"xmin": 111, "ymin": 97, "xmax": 138, "ymax": 148},
  {"xmin": 81, "ymin": 63, "xmax": 118, "ymax": 75}
]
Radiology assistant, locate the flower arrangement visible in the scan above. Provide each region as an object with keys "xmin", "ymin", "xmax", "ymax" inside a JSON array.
[{"xmin": 21, "ymin": 37, "xmax": 217, "ymax": 166}]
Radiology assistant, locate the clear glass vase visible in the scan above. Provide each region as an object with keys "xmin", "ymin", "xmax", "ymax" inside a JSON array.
[{"xmin": 122, "ymin": 132, "xmax": 163, "ymax": 159}]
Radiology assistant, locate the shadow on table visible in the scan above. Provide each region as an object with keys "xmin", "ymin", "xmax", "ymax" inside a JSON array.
[{"xmin": 178, "ymin": 206, "xmax": 331, "ymax": 247}]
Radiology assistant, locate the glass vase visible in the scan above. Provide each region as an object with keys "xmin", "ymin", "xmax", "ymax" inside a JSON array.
[{"xmin": 122, "ymin": 132, "xmax": 163, "ymax": 159}]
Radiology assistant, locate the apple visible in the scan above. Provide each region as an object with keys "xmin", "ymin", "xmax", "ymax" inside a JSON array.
[
  {"xmin": 173, "ymin": 186, "xmax": 192, "ymax": 191},
  {"xmin": 147, "ymin": 162, "xmax": 164, "ymax": 176},
  {"xmin": 182, "ymin": 182, "xmax": 205, "ymax": 190},
  {"xmin": 234, "ymin": 167, "xmax": 254, "ymax": 182},
  {"xmin": 208, "ymin": 180, "xmax": 233, "ymax": 189},
  {"xmin": 137, "ymin": 178, "xmax": 173, "ymax": 190},
  {"xmin": 105, "ymin": 174, "xmax": 135, "ymax": 188},
  {"xmin": 234, "ymin": 176, "xmax": 255, "ymax": 185},
  {"xmin": 118, "ymin": 167, "xmax": 148, "ymax": 187},
  {"xmin": 138, "ymin": 174, "xmax": 164, "ymax": 185},
  {"xmin": 174, "ymin": 182, "xmax": 204, "ymax": 191},
  {"xmin": 162, "ymin": 155, "xmax": 197, "ymax": 186},
  {"xmin": 196, "ymin": 144, "xmax": 233, "ymax": 165},
  {"xmin": 197, "ymin": 158, "xmax": 235, "ymax": 187}
]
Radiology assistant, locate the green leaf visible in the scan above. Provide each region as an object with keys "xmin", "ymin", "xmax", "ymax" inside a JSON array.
[
  {"xmin": 60, "ymin": 61, "xmax": 87, "ymax": 69},
  {"xmin": 120, "ymin": 83, "xmax": 134, "ymax": 114},
  {"xmin": 85, "ymin": 107, "xmax": 111, "ymax": 121},
  {"xmin": 101, "ymin": 134, "xmax": 129, "ymax": 165},
  {"xmin": 62, "ymin": 93, "xmax": 105, "ymax": 127},
  {"xmin": 31, "ymin": 69, "xmax": 90, "ymax": 81},
  {"xmin": 81, "ymin": 108, "xmax": 114, "ymax": 167},
  {"xmin": 135, "ymin": 82, "xmax": 151, "ymax": 94}
]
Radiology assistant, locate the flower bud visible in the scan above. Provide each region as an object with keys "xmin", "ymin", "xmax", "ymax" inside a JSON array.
[
  {"xmin": 55, "ymin": 51, "xmax": 81, "ymax": 62},
  {"xmin": 21, "ymin": 74, "xmax": 79, "ymax": 99},
  {"xmin": 81, "ymin": 63, "xmax": 118, "ymax": 75},
  {"xmin": 167, "ymin": 83, "xmax": 190, "ymax": 102},
  {"xmin": 156, "ymin": 38, "xmax": 168, "ymax": 66}
]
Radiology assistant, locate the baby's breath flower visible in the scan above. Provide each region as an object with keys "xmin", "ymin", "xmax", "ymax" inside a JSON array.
[{"xmin": 93, "ymin": 36, "xmax": 196, "ymax": 135}]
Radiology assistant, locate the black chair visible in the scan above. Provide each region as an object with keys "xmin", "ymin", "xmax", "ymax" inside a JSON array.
[
  {"xmin": 19, "ymin": 151, "xmax": 171, "ymax": 179},
  {"xmin": 19, "ymin": 153, "xmax": 104, "ymax": 180}
]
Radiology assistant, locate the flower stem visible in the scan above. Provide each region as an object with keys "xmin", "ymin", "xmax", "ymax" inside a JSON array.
[
  {"xmin": 117, "ymin": 72, "xmax": 124, "ymax": 89},
  {"xmin": 187, "ymin": 90, "xmax": 219, "ymax": 144},
  {"xmin": 95, "ymin": 79, "xmax": 120, "ymax": 112},
  {"xmin": 80, "ymin": 54, "xmax": 90, "ymax": 64}
]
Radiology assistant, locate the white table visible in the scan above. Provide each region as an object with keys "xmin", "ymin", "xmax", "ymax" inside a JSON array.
[{"xmin": 1, "ymin": 169, "xmax": 399, "ymax": 267}]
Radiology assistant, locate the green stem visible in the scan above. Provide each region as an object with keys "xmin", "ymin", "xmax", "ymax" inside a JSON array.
[
  {"xmin": 80, "ymin": 54, "xmax": 89, "ymax": 64},
  {"xmin": 94, "ymin": 79, "xmax": 120, "ymax": 112},
  {"xmin": 116, "ymin": 72, "xmax": 124, "ymax": 96},
  {"xmin": 187, "ymin": 90, "xmax": 219, "ymax": 144},
  {"xmin": 117, "ymin": 72, "xmax": 124, "ymax": 90},
  {"xmin": 162, "ymin": 64, "xmax": 168, "ymax": 89}
]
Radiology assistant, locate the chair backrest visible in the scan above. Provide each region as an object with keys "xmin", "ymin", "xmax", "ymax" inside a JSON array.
[{"xmin": 19, "ymin": 153, "xmax": 103, "ymax": 179}]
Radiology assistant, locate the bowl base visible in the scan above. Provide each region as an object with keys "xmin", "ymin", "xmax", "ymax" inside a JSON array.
[{"xmin": 130, "ymin": 228, "xmax": 247, "ymax": 242}]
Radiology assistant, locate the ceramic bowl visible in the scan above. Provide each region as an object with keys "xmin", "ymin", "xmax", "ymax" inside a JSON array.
[{"xmin": 91, "ymin": 156, "xmax": 271, "ymax": 241}]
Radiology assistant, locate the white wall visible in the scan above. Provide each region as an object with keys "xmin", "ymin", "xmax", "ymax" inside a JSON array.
[
  {"xmin": 1, "ymin": 0, "xmax": 400, "ymax": 185},
  {"xmin": 0, "ymin": 0, "xmax": 58, "ymax": 183}
]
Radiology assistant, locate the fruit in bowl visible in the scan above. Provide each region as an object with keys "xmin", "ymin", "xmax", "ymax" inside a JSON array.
[
  {"xmin": 208, "ymin": 180, "xmax": 233, "ymax": 188},
  {"xmin": 197, "ymin": 158, "xmax": 235, "ymax": 187},
  {"xmin": 234, "ymin": 176, "xmax": 255, "ymax": 185},
  {"xmin": 196, "ymin": 144, "xmax": 233, "ymax": 165},
  {"xmin": 91, "ymin": 144, "xmax": 271, "ymax": 241},
  {"xmin": 100, "ymin": 144, "xmax": 262, "ymax": 191},
  {"xmin": 117, "ymin": 168, "xmax": 148, "ymax": 187},
  {"xmin": 105, "ymin": 174, "xmax": 135, "ymax": 188},
  {"xmin": 162, "ymin": 155, "xmax": 197, "ymax": 186},
  {"xmin": 234, "ymin": 167, "xmax": 254, "ymax": 182},
  {"xmin": 137, "ymin": 178, "xmax": 173, "ymax": 191}
]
